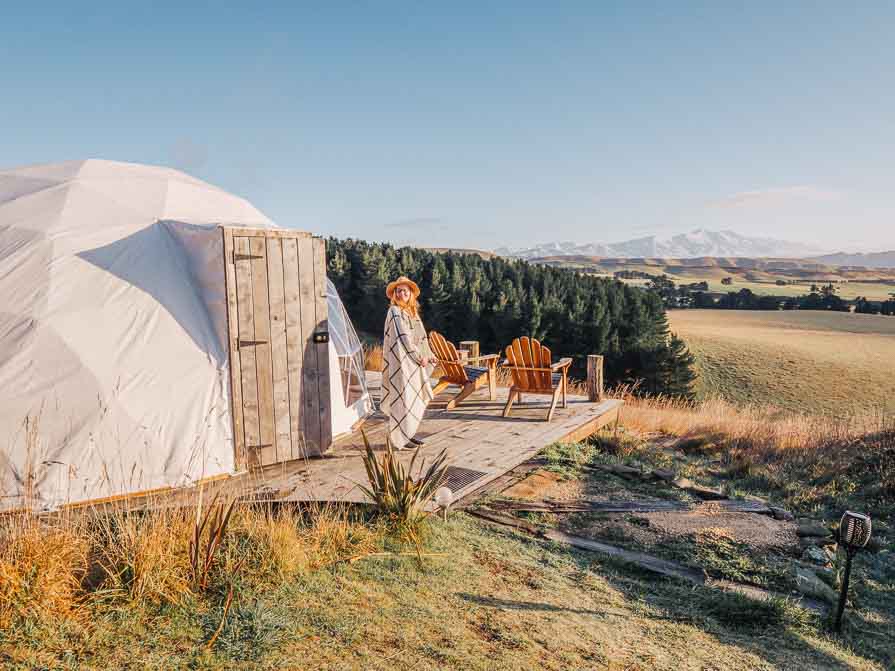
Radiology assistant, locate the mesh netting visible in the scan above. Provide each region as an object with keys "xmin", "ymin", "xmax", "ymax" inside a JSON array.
[{"xmin": 326, "ymin": 278, "xmax": 369, "ymax": 406}]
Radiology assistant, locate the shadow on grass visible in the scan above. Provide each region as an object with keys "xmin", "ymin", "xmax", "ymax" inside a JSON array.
[
  {"xmin": 457, "ymin": 593, "xmax": 629, "ymax": 619},
  {"xmin": 556, "ymin": 544, "xmax": 879, "ymax": 671}
]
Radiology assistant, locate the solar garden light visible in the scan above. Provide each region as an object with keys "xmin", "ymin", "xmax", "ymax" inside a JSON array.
[
  {"xmin": 834, "ymin": 511, "xmax": 872, "ymax": 633},
  {"xmin": 435, "ymin": 486, "xmax": 454, "ymax": 522}
]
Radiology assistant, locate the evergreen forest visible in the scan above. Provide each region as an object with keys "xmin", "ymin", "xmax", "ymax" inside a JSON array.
[{"xmin": 326, "ymin": 238, "xmax": 696, "ymax": 398}]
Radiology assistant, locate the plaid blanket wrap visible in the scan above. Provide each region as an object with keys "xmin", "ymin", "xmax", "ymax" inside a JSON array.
[{"xmin": 380, "ymin": 306, "xmax": 434, "ymax": 449}]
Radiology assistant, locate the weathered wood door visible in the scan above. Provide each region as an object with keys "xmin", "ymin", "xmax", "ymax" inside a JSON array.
[{"xmin": 222, "ymin": 228, "xmax": 331, "ymax": 468}]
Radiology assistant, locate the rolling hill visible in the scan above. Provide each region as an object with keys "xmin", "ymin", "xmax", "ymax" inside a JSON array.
[{"xmin": 810, "ymin": 250, "xmax": 895, "ymax": 269}]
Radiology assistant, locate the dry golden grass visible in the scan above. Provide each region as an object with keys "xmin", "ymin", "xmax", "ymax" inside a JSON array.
[
  {"xmin": 364, "ymin": 344, "xmax": 384, "ymax": 371},
  {"xmin": 0, "ymin": 497, "xmax": 382, "ymax": 631},
  {"xmin": 667, "ymin": 310, "xmax": 895, "ymax": 416},
  {"xmin": 91, "ymin": 504, "xmax": 195, "ymax": 605},
  {"xmin": 616, "ymin": 385, "xmax": 889, "ymax": 454},
  {"xmin": 0, "ymin": 515, "xmax": 89, "ymax": 628},
  {"xmin": 615, "ymin": 385, "xmax": 895, "ymax": 511}
]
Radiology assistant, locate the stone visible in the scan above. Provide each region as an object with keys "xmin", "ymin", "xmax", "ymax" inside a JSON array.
[
  {"xmin": 799, "ymin": 536, "xmax": 829, "ymax": 551},
  {"xmin": 672, "ymin": 478, "xmax": 728, "ymax": 500},
  {"xmin": 791, "ymin": 566, "xmax": 839, "ymax": 605},
  {"xmin": 770, "ymin": 506, "xmax": 795, "ymax": 521},
  {"xmin": 797, "ymin": 521, "xmax": 833, "ymax": 538},
  {"xmin": 802, "ymin": 546, "xmax": 831, "ymax": 566},
  {"xmin": 608, "ymin": 464, "xmax": 642, "ymax": 480},
  {"xmin": 652, "ymin": 468, "xmax": 676, "ymax": 482},
  {"xmin": 795, "ymin": 560, "xmax": 834, "ymax": 579}
]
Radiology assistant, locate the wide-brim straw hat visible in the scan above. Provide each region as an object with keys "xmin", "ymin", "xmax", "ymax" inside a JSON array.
[{"xmin": 386, "ymin": 276, "xmax": 421, "ymax": 299}]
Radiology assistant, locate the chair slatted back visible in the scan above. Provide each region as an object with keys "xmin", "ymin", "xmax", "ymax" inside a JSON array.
[
  {"xmin": 504, "ymin": 337, "xmax": 553, "ymax": 391},
  {"xmin": 428, "ymin": 331, "xmax": 469, "ymax": 384}
]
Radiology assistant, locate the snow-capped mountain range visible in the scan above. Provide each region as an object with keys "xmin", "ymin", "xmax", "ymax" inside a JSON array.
[{"xmin": 495, "ymin": 229, "xmax": 825, "ymax": 260}]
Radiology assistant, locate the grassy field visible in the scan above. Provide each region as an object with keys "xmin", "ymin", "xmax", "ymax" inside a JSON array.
[
  {"xmin": 602, "ymin": 272, "xmax": 895, "ymax": 301},
  {"xmin": 3, "ymin": 500, "xmax": 890, "ymax": 670},
  {"xmin": 550, "ymin": 259, "xmax": 895, "ymax": 301},
  {"xmin": 4, "ymin": 395, "xmax": 893, "ymax": 669},
  {"xmin": 667, "ymin": 310, "xmax": 895, "ymax": 416}
]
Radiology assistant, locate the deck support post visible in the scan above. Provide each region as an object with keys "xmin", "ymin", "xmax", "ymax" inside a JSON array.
[{"xmin": 587, "ymin": 354, "xmax": 604, "ymax": 402}]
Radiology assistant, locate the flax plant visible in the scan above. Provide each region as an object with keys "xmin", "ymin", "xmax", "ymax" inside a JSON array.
[{"xmin": 358, "ymin": 430, "xmax": 449, "ymax": 538}]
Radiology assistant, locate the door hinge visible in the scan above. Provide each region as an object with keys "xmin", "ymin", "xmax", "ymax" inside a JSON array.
[
  {"xmin": 233, "ymin": 252, "xmax": 264, "ymax": 262},
  {"xmin": 238, "ymin": 339, "xmax": 269, "ymax": 347}
]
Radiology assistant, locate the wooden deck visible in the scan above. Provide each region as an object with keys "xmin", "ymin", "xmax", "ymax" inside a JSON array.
[{"xmin": 232, "ymin": 373, "xmax": 623, "ymax": 505}]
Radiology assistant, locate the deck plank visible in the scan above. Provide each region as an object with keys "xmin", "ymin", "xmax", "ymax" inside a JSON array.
[{"xmin": 227, "ymin": 375, "xmax": 623, "ymax": 505}]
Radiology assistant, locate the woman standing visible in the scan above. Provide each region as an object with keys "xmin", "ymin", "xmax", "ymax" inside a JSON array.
[{"xmin": 380, "ymin": 276, "xmax": 436, "ymax": 449}]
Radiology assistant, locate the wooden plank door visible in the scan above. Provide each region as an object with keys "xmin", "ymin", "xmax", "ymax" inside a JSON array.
[{"xmin": 223, "ymin": 228, "xmax": 331, "ymax": 468}]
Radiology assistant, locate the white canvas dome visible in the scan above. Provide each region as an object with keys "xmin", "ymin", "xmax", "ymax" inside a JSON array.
[{"xmin": 0, "ymin": 159, "xmax": 369, "ymax": 511}]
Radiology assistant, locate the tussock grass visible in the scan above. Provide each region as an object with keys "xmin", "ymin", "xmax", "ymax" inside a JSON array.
[
  {"xmin": 617, "ymin": 385, "xmax": 890, "ymax": 453},
  {"xmin": 91, "ymin": 504, "xmax": 195, "ymax": 605},
  {"xmin": 0, "ymin": 497, "xmax": 382, "ymax": 635},
  {"xmin": 0, "ymin": 515, "xmax": 89, "ymax": 628},
  {"xmin": 695, "ymin": 590, "xmax": 812, "ymax": 631},
  {"xmin": 615, "ymin": 389, "xmax": 895, "ymax": 514}
]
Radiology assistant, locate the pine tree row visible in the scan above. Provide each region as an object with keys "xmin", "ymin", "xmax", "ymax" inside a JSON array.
[{"xmin": 327, "ymin": 238, "xmax": 697, "ymax": 399}]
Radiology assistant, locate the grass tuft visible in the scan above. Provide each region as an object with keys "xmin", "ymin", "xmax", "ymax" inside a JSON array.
[
  {"xmin": 697, "ymin": 590, "xmax": 811, "ymax": 631},
  {"xmin": 0, "ymin": 516, "xmax": 89, "ymax": 628}
]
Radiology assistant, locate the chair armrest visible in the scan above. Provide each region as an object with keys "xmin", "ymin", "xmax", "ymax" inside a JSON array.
[
  {"xmin": 468, "ymin": 353, "xmax": 500, "ymax": 366},
  {"xmin": 551, "ymin": 358, "xmax": 573, "ymax": 371},
  {"xmin": 499, "ymin": 363, "xmax": 554, "ymax": 373}
]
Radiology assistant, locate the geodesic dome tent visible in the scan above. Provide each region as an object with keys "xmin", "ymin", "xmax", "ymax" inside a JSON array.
[{"xmin": 0, "ymin": 159, "xmax": 372, "ymax": 511}]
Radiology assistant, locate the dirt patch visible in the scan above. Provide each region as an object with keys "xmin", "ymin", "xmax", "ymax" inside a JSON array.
[
  {"xmin": 644, "ymin": 507, "xmax": 798, "ymax": 552},
  {"xmin": 502, "ymin": 467, "xmax": 674, "ymax": 503},
  {"xmin": 563, "ymin": 504, "xmax": 798, "ymax": 555},
  {"xmin": 502, "ymin": 470, "xmax": 568, "ymax": 501}
]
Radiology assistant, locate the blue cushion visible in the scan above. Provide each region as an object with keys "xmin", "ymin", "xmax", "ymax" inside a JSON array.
[{"xmin": 463, "ymin": 365, "xmax": 489, "ymax": 382}]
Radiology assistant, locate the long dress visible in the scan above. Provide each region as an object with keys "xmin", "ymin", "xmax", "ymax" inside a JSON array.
[{"xmin": 380, "ymin": 305, "xmax": 435, "ymax": 449}]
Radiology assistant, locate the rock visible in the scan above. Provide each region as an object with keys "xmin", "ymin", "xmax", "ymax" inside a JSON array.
[
  {"xmin": 797, "ymin": 521, "xmax": 833, "ymax": 538},
  {"xmin": 672, "ymin": 478, "xmax": 728, "ymax": 500},
  {"xmin": 795, "ymin": 560, "xmax": 834, "ymax": 579},
  {"xmin": 770, "ymin": 506, "xmax": 795, "ymax": 521},
  {"xmin": 608, "ymin": 464, "xmax": 642, "ymax": 480},
  {"xmin": 799, "ymin": 536, "xmax": 830, "ymax": 551},
  {"xmin": 791, "ymin": 566, "xmax": 839, "ymax": 605},
  {"xmin": 802, "ymin": 546, "xmax": 831, "ymax": 566},
  {"xmin": 652, "ymin": 468, "xmax": 676, "ymax": 482}
]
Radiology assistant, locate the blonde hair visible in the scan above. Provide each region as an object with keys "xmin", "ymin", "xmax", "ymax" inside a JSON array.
[{"xmin": 390, "ymin": 292, "xmax": 420, "ymax": 319}]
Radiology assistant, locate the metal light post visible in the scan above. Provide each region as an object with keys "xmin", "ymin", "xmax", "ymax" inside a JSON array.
[{"xmin": 834, "ymin": 511, "xmax": 872, "ymax": 633}]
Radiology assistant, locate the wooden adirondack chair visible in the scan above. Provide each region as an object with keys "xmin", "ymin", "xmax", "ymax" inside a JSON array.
[
  {"xmin": 501, "ymin": 336, "xmax": 573, "ymax": 421},
  {"xmin": 428, "ymin": 331, "xmax": 499, "ymax": 410}
]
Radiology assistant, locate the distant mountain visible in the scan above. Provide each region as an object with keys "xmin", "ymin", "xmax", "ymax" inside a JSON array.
[
  {"xmin": 809, "ymin": 251, "xmax": 895, "ymax": 269},
  {"xmin": 420, "ymin": 246, "xmax": 496, "ymax": 259},
  {"xmin": 495, "ymin": 229, "xmax": 824, "ymax": 260}
]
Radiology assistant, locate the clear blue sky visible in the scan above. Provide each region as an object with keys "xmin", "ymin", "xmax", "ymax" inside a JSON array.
[{"xmin": 3, "ymin": 2, "xmax": 893, "ymax": 251}]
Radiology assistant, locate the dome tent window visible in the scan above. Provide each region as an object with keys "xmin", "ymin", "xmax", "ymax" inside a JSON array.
[{"xmin": 326, "ymin": 279, "xmax": 374, "ymax": 437}]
